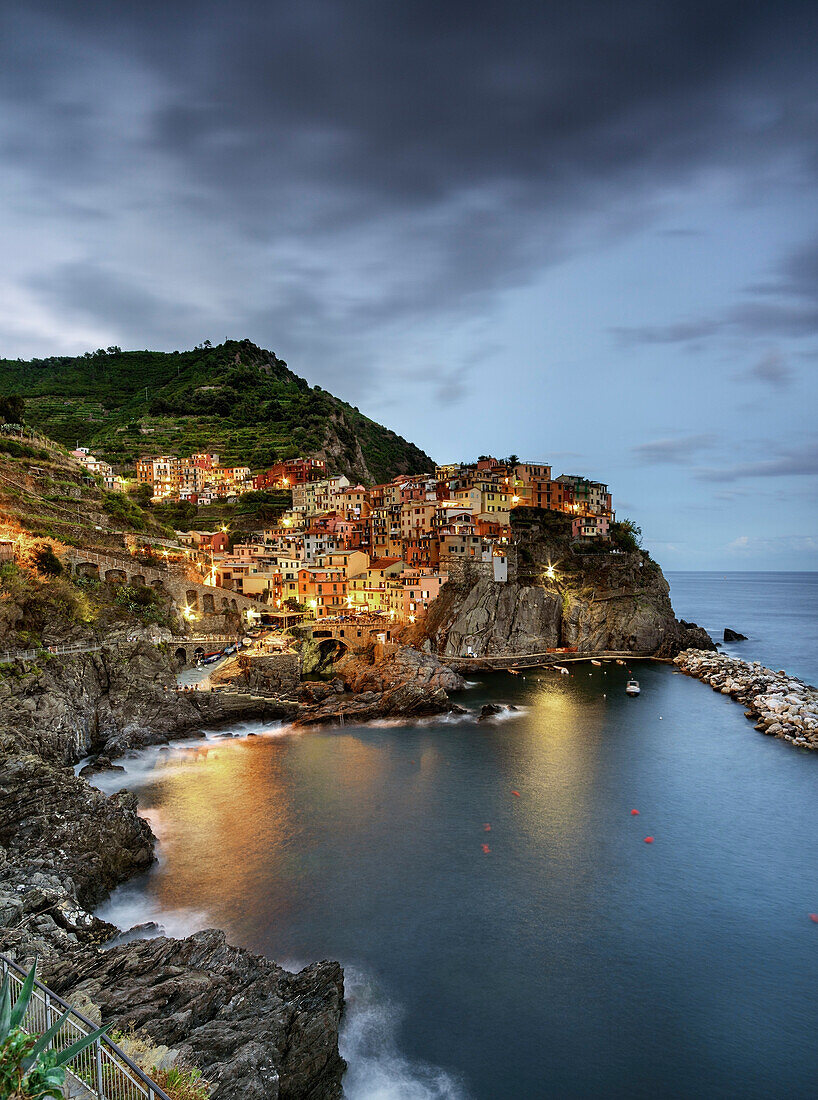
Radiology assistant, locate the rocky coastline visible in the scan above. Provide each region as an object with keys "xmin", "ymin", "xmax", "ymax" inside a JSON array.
[
  {"xmin": 0, "ymin": 638, "xmax": 470, "ymax": 1097},
  {"xmin": 675, "ymin": 649, "xmax": 818, "ymax": 748},
  {"xmin": 0, "ymin": 544, "xmax": 714, "ymax": 1096}
]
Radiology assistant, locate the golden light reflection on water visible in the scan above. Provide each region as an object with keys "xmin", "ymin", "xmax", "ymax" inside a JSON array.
[
  {"xmin": 146, "ymin": 739, "xmax": 292, "ymax": 926},
  {"xmin": 506, "ymin": 674, "xmax": 610, "ymax": 879},
  {"xmin": 140, "ymin": 673, "xmax": 618, "ymax": 936}
]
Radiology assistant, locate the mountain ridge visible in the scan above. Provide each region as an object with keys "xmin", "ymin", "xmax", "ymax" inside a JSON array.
[{"xmin": 0, "ymin": 338, "xmax": 433, "ymax": 484}]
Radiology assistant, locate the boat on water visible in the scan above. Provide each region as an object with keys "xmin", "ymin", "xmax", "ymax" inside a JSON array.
[
  {"xmin": 625, "ymin": 680, "xmax": 640, "ymax": 696},
  {"xmin": 591, "ymin": 659, "xmax": 602, "ymax": 666},
  {"xmin": 555, "ymin": 665, "xmax": 570, "ymax": 675},
  {"xmin": 616, "ymin": 659, "xmax": 626, "ymax": 666}
]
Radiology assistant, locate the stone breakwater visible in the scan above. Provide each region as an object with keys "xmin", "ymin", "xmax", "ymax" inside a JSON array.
[{"xmin": 674, "ymin": 649, "xmax": 818, "ymax": 748}]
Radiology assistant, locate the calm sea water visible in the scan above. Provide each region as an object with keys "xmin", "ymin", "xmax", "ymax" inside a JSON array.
[
  {"xmin": 97, "ymin": 573, "xmax": 818, "ymax": 1100},
  {"xmin": 667, "ymin": 571, "xmax": 818, "ymax": 684}
]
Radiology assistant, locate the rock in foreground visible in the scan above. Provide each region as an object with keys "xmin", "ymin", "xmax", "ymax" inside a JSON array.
[{"xmin": 44, "ymin": 930, "xmax": 345, "ymax": 1100}]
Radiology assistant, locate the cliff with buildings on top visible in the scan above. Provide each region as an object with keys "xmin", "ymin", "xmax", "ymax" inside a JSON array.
[{"xmin": 418, "ymin": 509, "xmax": 714, "ymax": 659}]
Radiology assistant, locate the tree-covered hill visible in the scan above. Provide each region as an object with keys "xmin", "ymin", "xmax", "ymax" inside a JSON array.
[{"xmin": 0, "ymin": 339, "xmax": 434, "ymax": 484}]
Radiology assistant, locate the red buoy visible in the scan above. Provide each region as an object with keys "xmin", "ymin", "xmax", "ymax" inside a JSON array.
[
  {"xmin": 482, "ymin": 844, "xmax": 491, "ymax": 854},
  {"xmin": 630, "ymin": 809, "xmax": 640, "ymax": 815},
  {"xmin": 484, "ymin": 823, "xmax": 491, "ymax": 831},
  {"xmin": 512, "ymin": 790, "xmax": 521, "ymax": 797},
  {"xmin": 644, "ymin": 836, "xmax": 654, "ymax": 844},
  {"xmin": 810, "ymin": 914, "xmax": 818, "ymax": 923}
]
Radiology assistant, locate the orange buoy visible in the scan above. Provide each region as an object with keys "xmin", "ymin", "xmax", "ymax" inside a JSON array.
[
  {"xmin": 484, "ymin": 823, "xmax": 491, "ymax": 831},
  {"xmin": 644, "ymin": 836, "xmax": 654, "ymax": 843},
  {"xmin": 630, "ymin": 809, "xmax": 640, "ymax": 815},
  {"xmin": 810, "ymin": 914, "xmax": 818, "ymax": 923},
  {"xmin": 512, "ymin": 790, "xmax": 521, "ymax": 797},
  {"xmin": 482, "ymin": 844, "xmax": 491, "ymax": 854}
]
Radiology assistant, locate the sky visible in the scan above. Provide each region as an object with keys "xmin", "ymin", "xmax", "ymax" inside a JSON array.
[{"xmin": 1, "ymin": 0, "xmax": 817, "ymax": 569}]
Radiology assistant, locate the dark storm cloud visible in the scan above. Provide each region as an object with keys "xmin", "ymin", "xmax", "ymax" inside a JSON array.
[
  {"xmin": 31, "ymin": 262, "xmax": 210, "ymax": 347},
  {"xmin": 2, "ymin": 0, "xmax": 818, "ymax": 400}
]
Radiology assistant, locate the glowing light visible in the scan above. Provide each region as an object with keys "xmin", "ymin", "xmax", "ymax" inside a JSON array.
[{"xmin": 182, "ymin": 604, "xmax": 196, "ymax": 621}]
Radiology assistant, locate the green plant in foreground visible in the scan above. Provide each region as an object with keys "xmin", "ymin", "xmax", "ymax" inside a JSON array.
[{"xmin": 0, "ymin": 960, "xmax": 108, "ymax": 1099}]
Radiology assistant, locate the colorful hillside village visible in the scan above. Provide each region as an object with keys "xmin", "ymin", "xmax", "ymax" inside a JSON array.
[{"xmin": 121, "ymin": 454, "xmax": 614, "ymax": 628}]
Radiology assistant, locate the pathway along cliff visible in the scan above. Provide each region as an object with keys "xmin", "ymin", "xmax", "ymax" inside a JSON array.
[{"xmin": 0, "ymin": 527, "xmax": 720, "ymax": 1097}]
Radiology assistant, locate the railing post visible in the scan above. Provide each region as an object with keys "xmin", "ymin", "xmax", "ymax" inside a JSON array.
[{"xmin": 95, "ymin": 1036, "xmax": 104, "ymax": 1098}]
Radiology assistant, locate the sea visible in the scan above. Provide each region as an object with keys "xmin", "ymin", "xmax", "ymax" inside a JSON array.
[{"xmin": 94, "ymin": 572, "xmax": 818, "ymax": 1099}]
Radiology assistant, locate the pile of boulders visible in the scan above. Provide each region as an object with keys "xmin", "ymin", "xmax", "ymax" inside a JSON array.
[{"xmin": 674, "ymin": 649, "xmax": 818, "ymax": 748}]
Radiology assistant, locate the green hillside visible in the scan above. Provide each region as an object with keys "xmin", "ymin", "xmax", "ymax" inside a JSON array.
[{"xmin": 0, "ymin": 339, "xmax": 433, "ymax": 484}]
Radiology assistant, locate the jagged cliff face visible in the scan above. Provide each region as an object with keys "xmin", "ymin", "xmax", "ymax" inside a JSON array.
[
  {"xmin": 424, "ymin": 548, "xmax": 712, "ymax": 659},
  {"xmin": 0, "ymin": 641, "xmax": 197, "ymax": 764}
]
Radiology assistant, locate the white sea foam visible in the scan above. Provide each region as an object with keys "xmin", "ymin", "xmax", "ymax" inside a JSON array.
[
  {"xmin": 95, "ymin": 881, "xmax": 210, "ymax": 944},
  {"xmin": 84, "ymin": 721, "xmax": 294, "ymax": 793},
  {"xmin": 340, "ymin": 967, "xmax": 469, "ymax": 1100}
]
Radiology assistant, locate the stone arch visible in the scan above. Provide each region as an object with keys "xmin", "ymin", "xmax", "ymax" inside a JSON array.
[
  {"xmin": 75, "ymin": 562, "xmax": 99, "ymax": 580},
  {"xmin": 185, "ymin": 590, "xmax": 199, "ymax": 610},
  {"xmin": 132, "ymin": 574, "xmax": 146, "ymax": 586},
  {"xmin": 105, "ymin": 568, "xmax": 127, "ymax": 584},
  {"xmin": 230, "ymin": 599, "xmax": 237, "ymax": 610},
  {"xmin": 317, "ymin": 637, "xmax": 348, "ymax": 662},
  {"xmin": 202, "ymin": 593, "xmax": 215, "ymax": 614},
  {"xmin": 193, "ymin": 646, "xmax": 205, "ymax": 661},
  {"xmin": 174, "ymin": 646, "xmax": 188, "ymax": 666},
  {"xmin": 151, "ymin": 579, "xmax": 164, "ymax": 590},
  {"xmin": 221, "ymin": 597, "xmax": 230, "ymax": 610}
]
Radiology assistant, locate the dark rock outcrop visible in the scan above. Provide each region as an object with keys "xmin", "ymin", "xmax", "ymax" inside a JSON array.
[
  {"xmin": 293, "ymin": 646, "xmax": 464, "ymax": 726},
  {"xmin": 724, "ymin": 627, "xmax": 748, "ymax": 642},
  {"xmin": 44, "ymin": 931, "xmax": 345, "ymax": 1100}
]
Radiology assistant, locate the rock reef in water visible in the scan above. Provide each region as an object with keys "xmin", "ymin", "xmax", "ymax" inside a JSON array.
[{"xmin": 675, "ymin": 649, "xmax": 818, "ymax": 748}]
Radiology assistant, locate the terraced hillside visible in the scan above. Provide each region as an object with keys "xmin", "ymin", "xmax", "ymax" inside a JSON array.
[
  {"xmin": 0, "ymin": 339, "xmax": 434, "ymax": 484},
  {"xmin": 0, "ymin": 434, "xmax": 169, "ymax": 548}
]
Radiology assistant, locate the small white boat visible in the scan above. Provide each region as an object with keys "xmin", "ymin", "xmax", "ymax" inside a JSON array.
[
  {"xmin": 555, "ymin": 665, "xmax": 570, "ymax": 675},
  {"xmin": 591, "ymin": 659, "xmax": 602, "ymax": 666},
  {"xmin": 626, "ymin": 680, "xmax": 640, "ymax": 696},
  {"xmin": 616, "ymin": 659, "xmax": 626, "ymax": 666}
]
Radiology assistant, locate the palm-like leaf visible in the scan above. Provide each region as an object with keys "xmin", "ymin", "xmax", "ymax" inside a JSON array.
[
  {"xmin": 21, "ymin": 1008, "xmax": 72, "ymax": 1070},
  {"xmin": 0, "ymin": 977, "xmax": 11, "ymax": 1041},
  {"xmin": 9, "ymin": 959, "xmax": 37, "ymax": 1029},
  {"xmin": 52, "ymin": 1023, "xmax": 109, "ymax": 1067}
]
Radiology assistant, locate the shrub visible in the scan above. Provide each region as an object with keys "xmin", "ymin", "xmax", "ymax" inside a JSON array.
[
  {"xmin": 152, "ymin": 1065, "xmax": 211, "ymax": 1099},
  {"xmin": 28, "ymin": 543, "xmax": 63, "ymax": 577},
  {"xmin": 609, "ymin": 519, "xmax": 642, "ymax": 553}
]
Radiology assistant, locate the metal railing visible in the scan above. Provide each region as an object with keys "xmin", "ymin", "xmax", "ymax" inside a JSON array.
[
  {"xmin": 0, "ymin": 954, "xmax": 172, "ymax": 1100},
  {"xmin": 0, "ymin": 642, "xmax": 105, "ymax": 664}
]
